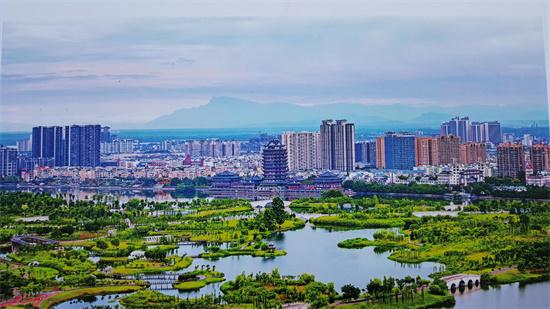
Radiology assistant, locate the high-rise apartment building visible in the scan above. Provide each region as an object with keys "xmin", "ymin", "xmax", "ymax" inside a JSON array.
[
  {"xmin": 100, "ymin": 126, "xmax": 112, "ymax": 143},
  {"xmin": 0, "ymin": 147, "xmax": 18, "ymax": 177},
  {"xmin": 65, "ymin": 125, "xmax": 101, "ymax": 167},
  {"xmin": 32, "ymin": 126, "xmax": 46, "ymax": 158},
  {"xmin": 31, "ymin": 125, "xmax": 102, "ymax": 167},
  {"xmin": 375, "ymin": 137, "xmax": 385, "ymax": 169},
  {"xmin": 440, "ymin": 117, "xmax": 471, "ymax": 143},
  {"xmin": 201, "ymin": 140, "xmax": 222, "ymax": 157},
  {"xmin": 497, "ymin": 143, "xmax": 525, "ymax": 178},
  {"xmin": 281, "ymin": 131, "xmax": 320, "ymax": 171},
  {"xmin": 261, "ymin": 140, "xmax": 288, "ymax": 185},
  {"xmin": 355, "ymin": 141, "xmax": 377, "ymax": 167},
  {"xmin": 221, "ymin": 141, "xmax": 241, "ymax": 157},
  {"xmin": 32, "ymin": 126, "xmax": 65, "ymax": 166},
  {"xmin": 441, "ymin": 117, "xmax": 501, "ymax": 145},
  {"xmin": 486, "ymin": 121, "xmax": 502, "ymax": 145},
  {"xmin": 522, "ymin": 134, "xmax": 533, "ymax": 147},
  {"xmin": 180, "ymin": 140, "xmax": 240, "ymax": 157},
  {"xmin": 320, "ymin": 119, "xmax": 355, "ymax": 172},
  {"xmin": 381, "ymin": 132, "xmax": 416, "ymax": 170},
  {"xmin": 16, "ymin": 138, "xmax": 32, "ymax": 152},
  {"xmin": 502, "ymin": 133, "xmax": 514, "ymax": 144},
  {"xmin": 470, "ymin": 122, "xmax": 486, "ymax": 143},
  {"xmin": 530, "ymin": 144, "xmax": 550, "ymax": 174},
  {"xmin": 438, "ymin": 135, "xmax": 461, "ymax": 165},
  {"xmin": 459, "ymin": 143, "xmax": 487, "ymax": 165},
  {"xmin": 415, "ymin": 137, "xmax": 439, "ymax": 166},
  {"xmin": 101, "ymin": 139, "xmax": 137, "ymax": 154},
  {"xmin": 366, "ymin": 141, "xmax": 377, "ymax": 167},
  {"xmin": 81, "ymin": 125, "xmax": 101, "ymax": 167},
  {"xmin": 65, "ymin": 125, "xmax": 81, "ymax": 166}
]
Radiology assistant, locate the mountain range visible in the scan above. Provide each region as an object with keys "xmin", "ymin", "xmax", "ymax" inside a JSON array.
[
  {"xmin": 144, "ymin": 96, "xmax": 548, "ymax": 130},
  {"xmin": 1, "ymin": 96, "xmax": 547, "ymax": 132}
]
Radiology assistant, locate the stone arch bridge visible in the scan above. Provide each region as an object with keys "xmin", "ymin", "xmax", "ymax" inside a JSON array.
[{"xmin": 440, "ymin": 274, "xmax": 481, "ymax": 292}]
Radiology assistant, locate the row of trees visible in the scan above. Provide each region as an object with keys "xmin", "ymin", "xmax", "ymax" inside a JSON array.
[
  {"xmin": 339, "ymin": 275, "xmax": 437, "ymax": 306},
  {"xmin": 343, "ymin": 181, "xmax": 450, "ymax": 195}
]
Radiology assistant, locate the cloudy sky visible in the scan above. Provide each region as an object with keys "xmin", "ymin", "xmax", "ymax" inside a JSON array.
[{"xmin": 0, "ymin": 0, "xmax": 548, "ymax": 128}]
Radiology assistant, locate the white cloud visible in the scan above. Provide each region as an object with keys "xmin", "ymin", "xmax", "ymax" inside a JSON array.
[{"xmin": 0, "ymin": 2, "xmax": 547, "ymax": 125}]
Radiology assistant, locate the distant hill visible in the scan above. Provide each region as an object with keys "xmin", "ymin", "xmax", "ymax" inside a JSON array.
[
  {"xmin": 145, "ymin": 96, "xmax": 548, "ymax": 129},
  {"xmin": 0, "ymin": 121, "xmax": 33, "ymax": 132},
  {"xmin": 1, "ymin": 96, "xmax": 546, "ymax": 132}
]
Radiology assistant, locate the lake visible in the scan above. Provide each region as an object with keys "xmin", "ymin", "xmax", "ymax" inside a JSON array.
[
  {"xmin": 55, "ymin": 225, "xmax": 441, "ymax": 307},
  {"xmin": 54, "ymin": 225, "xmax": 549, "ymax": 308},
  {"xmin": 168, "ymin": 225, "xmax": 441, "ymax": 297}
]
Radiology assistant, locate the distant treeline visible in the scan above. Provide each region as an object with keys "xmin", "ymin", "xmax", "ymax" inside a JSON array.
[{"xmin": 343, "ymin": 181, "xmax": 449, "ymax": 195}]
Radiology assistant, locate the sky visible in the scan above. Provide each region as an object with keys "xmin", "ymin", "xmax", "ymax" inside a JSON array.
[{"xmin": 0, "ymin": 0, "xmax": 548, "ymax": 129}]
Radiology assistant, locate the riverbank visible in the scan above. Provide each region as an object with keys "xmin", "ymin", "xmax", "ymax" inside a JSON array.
[
  {"xmin": 334, "ymin": 292, "xmax": 455, "ymax": 308},
  {"xmin": 199, "ymin": 248, "xmax": 286, "ymax": 259},
  {"xmin": 311, "ymin": 216, "xmax": 414, "ymax": 229}
]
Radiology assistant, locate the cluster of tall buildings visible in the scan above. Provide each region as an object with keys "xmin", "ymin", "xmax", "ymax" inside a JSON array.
[
  {"xmin": 282, "ymin": 120, "xmax": 356, "ymax": 173},
  {"xmin": 351, "ymin": 117, "xmax": 500, "ymax": 171},
  {"xmin": 497, "ymin": 143, "xmax": 550, "ymax": 178},
  {"xmin": 440, "ymin": 117, "xmax": 501, "ymax": 144},
  {"xmin": 3, "ymin": 116, "xmax": 548, "ymax": 187},
  {"xmin": 31, "ymin": 125, "xmax": 102, "ymax": 167},
  {"xmin": 160, "ymin": 140, "xmax": 241, "ymax": 158},
  {"xmin": 204, "ymin": 137, "xmax": 344, "ymax": 199},
  {"xmin": 370, "ymin": 133, "xmax": 486, "ymax": 170},
  {"xmin": 101, "ymin": 139, "xmax": 137, "ymax": 154},
  {"xmin": 281, "ymin": 118, "xmax": 495, "ymax": 173}
]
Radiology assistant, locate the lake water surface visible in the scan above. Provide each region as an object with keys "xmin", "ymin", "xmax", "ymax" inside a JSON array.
[
  {"xmin": 453, "ymin": 281, "xmax": 550, "ymax": 309},
  {"xmin": 167, "ymin": 225, "xmax": 440, "ymax": 298},
  {"xmin": 56, "ymin": 225, "xmax": 440, "ymax": 307},
  {"xmin": 54, "ymin": 225, "xmax": 549, "ymax": 308}
]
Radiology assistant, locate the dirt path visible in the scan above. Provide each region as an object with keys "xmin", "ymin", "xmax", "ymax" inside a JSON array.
[{"xmin": 490, "ymin": 266, "xmax": 517, "ymax": 275}]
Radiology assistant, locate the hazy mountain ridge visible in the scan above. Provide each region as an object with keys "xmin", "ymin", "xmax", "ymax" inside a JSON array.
[
  {"xmin": 1, "ymin": 96, "xmax": 546, "ymax": 132},
  {"xmin": 145, "ymin": 96, "xmax": 548, "ymax": 129}
]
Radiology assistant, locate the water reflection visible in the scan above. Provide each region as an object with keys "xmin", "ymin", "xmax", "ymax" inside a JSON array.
[
  {"xmin": 454, "ymin": 281, "xmax": 550, "ymax": 309},
  {"xmin": 1, "ymin": 186, "xmax": 193, "ymax": 204},
  {"xmin": 54, "ymin": 292, "xmax": 128, "ymax": 309}
]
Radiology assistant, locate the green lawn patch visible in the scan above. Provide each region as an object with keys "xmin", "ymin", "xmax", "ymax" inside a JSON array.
[
  {"xmin": 173, "ymin": 269, "xmax": 225, "ymax": 291},
  {"xmin": 111, "ymin": 256, "xmax": 192, "ymax": 276}
]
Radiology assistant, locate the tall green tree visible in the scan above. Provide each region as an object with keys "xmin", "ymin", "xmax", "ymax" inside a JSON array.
[{"xmin": 271, "ymin": 197, "xmax": 287, "ymax": 225}]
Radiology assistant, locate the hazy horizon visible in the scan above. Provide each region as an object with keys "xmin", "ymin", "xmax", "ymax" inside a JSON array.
[{"xmin": 1, "ymin": 0, "xmax": 549, "ymax": 131}]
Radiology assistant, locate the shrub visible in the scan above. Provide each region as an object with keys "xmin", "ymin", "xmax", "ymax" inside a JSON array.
[
  {"xmin": 96, "ymin": 240, "xmax": 108, "ymax": 250},
  {"xmin": 341, "ymin": 284, "xmax": 361, "ymax": 300}
]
